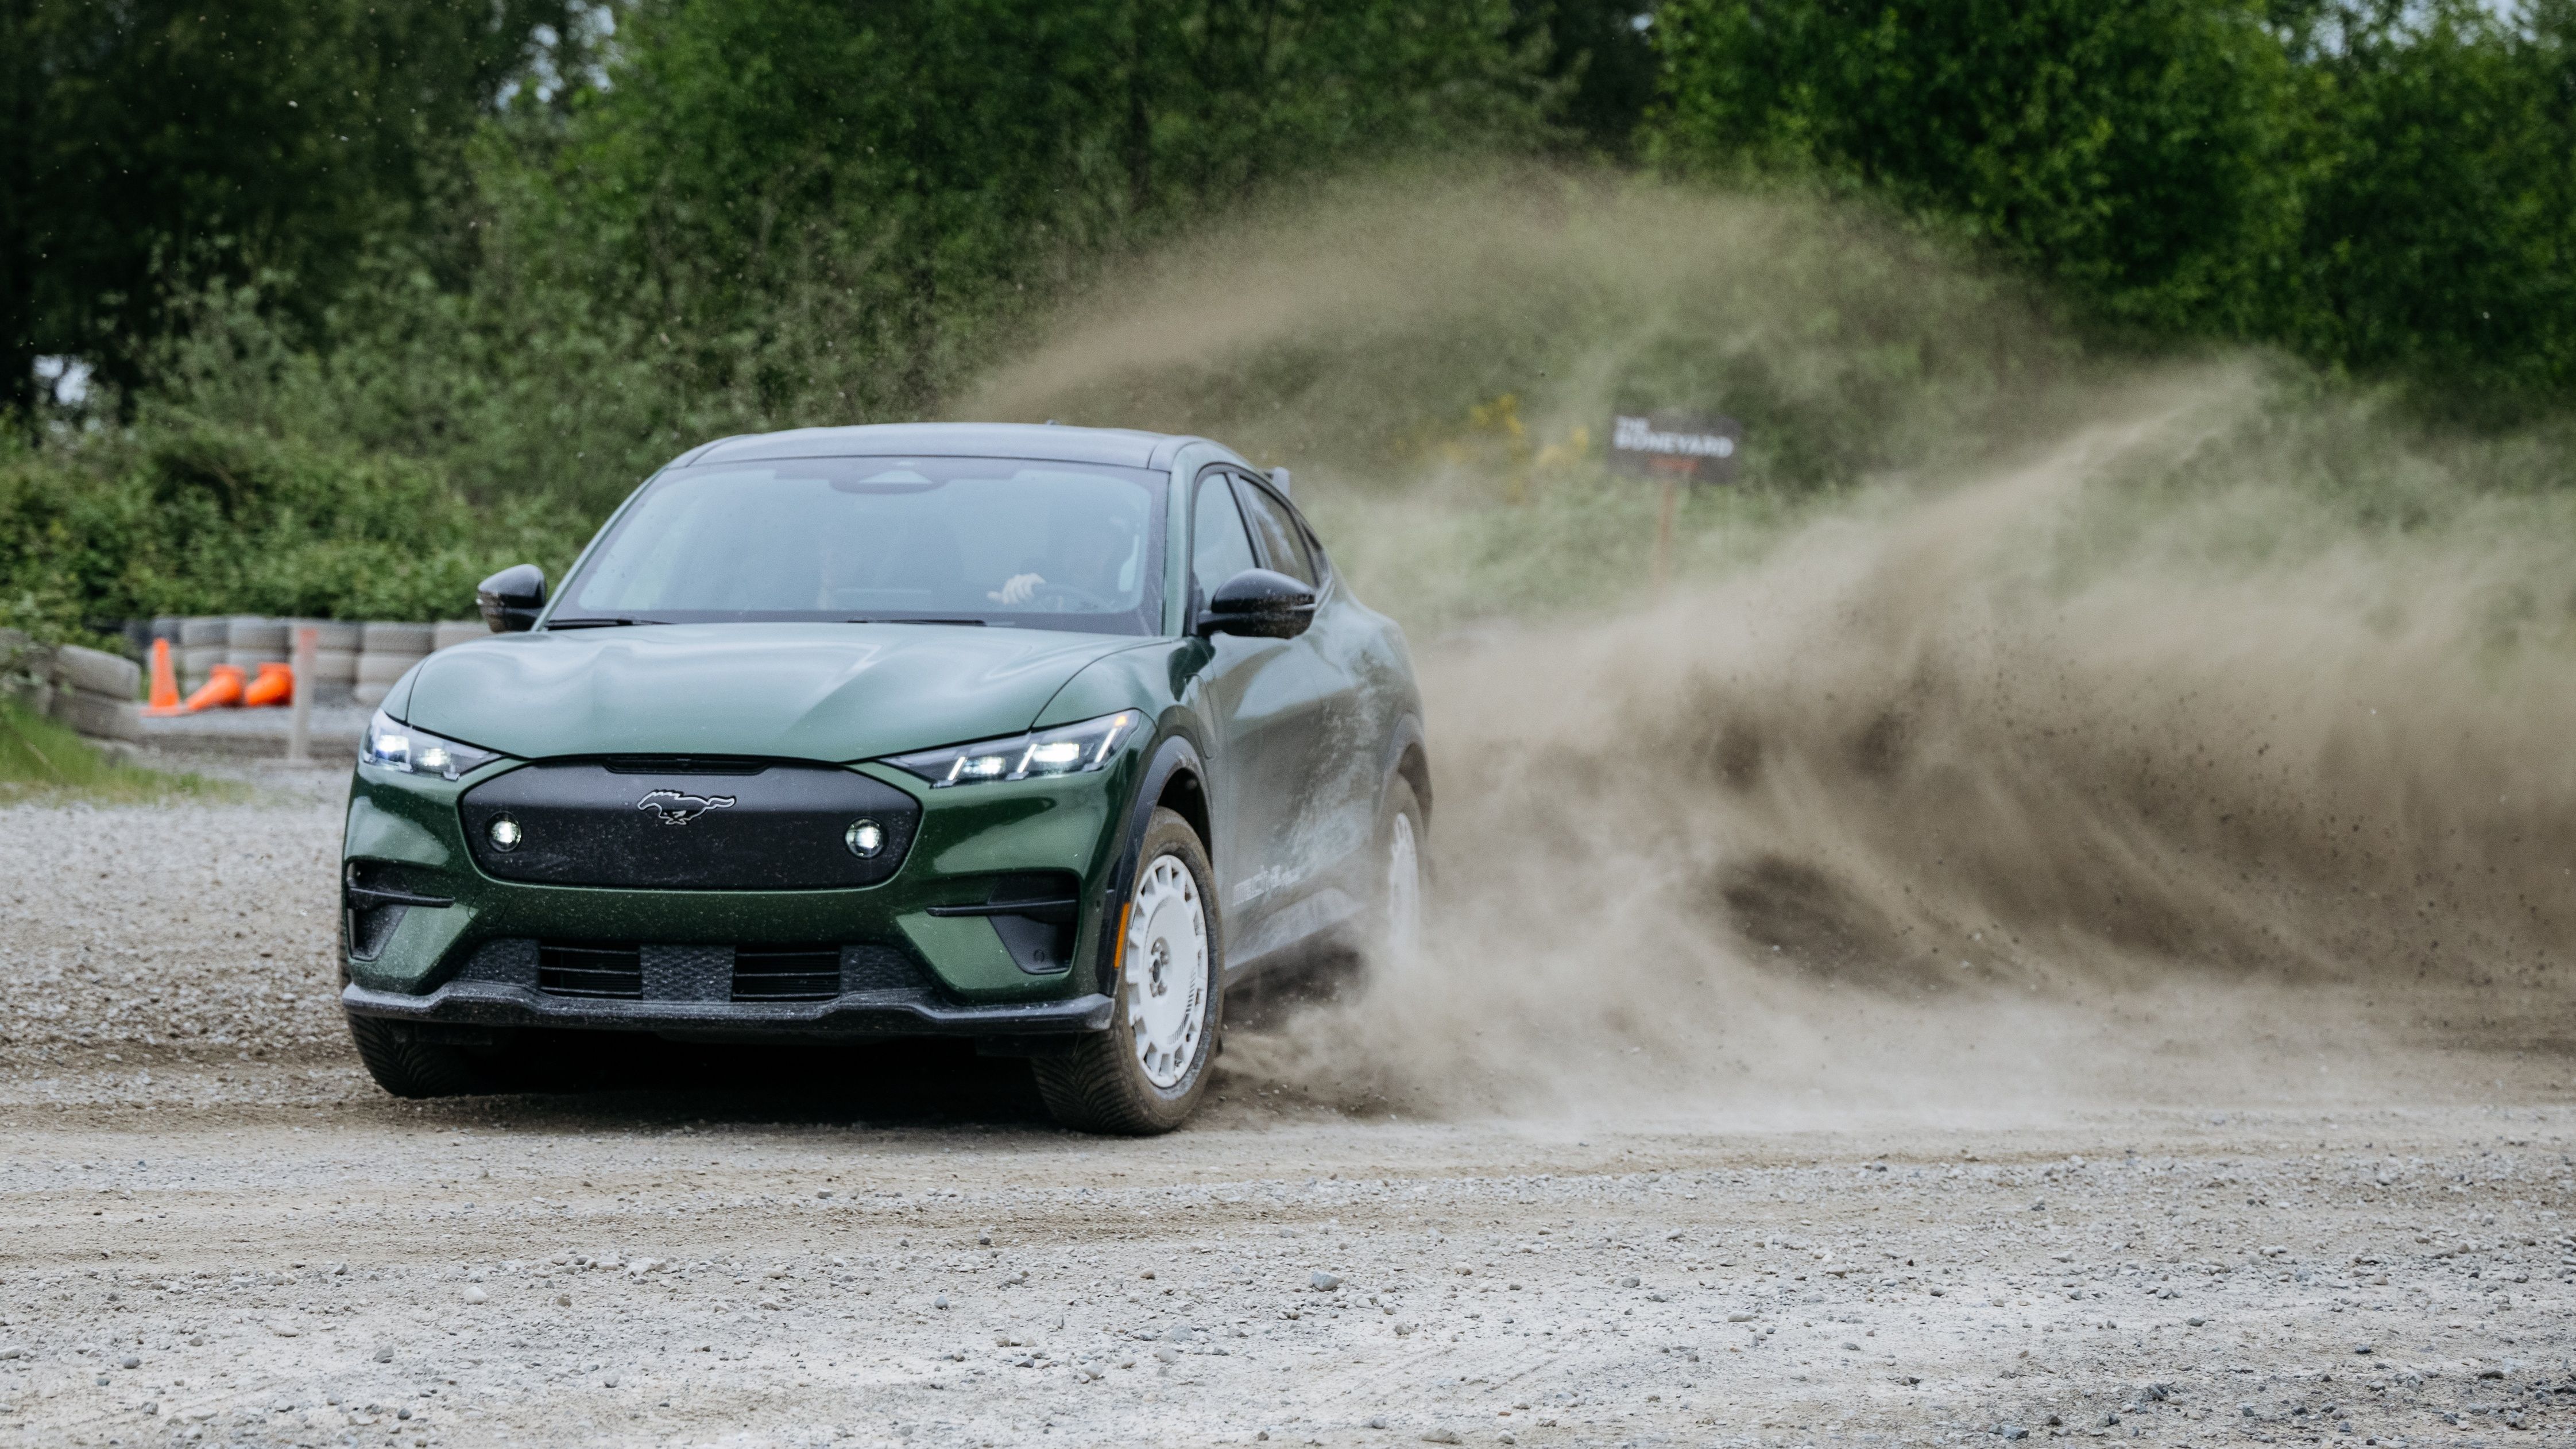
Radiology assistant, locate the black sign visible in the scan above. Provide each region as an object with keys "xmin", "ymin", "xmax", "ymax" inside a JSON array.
[{"xmin": 1609, "ymin": 411, "xmax": 1741, "ymax": 484}]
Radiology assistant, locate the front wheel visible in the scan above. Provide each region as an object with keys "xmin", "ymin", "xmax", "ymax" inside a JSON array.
[
  {"xmin": 346, "ymin": 1014, "xmax": 518, "ymax": 1098},
  {"xmin": 1033, "ymin": 807, "xmax": 1222, "ymax": 1134}
]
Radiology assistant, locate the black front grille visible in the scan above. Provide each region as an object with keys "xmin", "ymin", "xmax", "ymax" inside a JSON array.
[
  {"xmin": 733, "ymin": 946, "xmax": 842, "ymax": 1002},
  {"xmin": 458, "ymin": 759, "xmax": 921, "ymax": 891},
  {"xmin": 538, "ymin": 941, "xmax": 644, "ymax": 999}
]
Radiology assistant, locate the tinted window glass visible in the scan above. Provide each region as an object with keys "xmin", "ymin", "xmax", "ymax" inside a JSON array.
[
  {"xmin": 1235, "ymin": 478, "xmax": 1316, "ymax": 586},
  {"xmin": 1192, "ymin": 471, "xmax": 1259, "ymax": 602},
  {"xmin": 560, "ymin": 456, "xmax": 1165, "ymax": 635},
  {"xmin": 1297, "ymin": 515, "xmax": 1331, "ymax": 579}
]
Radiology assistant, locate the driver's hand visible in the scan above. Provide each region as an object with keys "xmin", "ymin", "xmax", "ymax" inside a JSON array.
[{"xmin": 989, "ymin": 572, "xmax": 1044, "ymax": 605}]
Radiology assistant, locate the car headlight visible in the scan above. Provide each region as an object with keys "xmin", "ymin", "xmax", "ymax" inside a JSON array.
[
  {"xmin": 359, "ymin": 709, "xmax": 509, "ymax": 781},
  {"xmin": 887, "ymin": 710, "xmax": 1139, "ymax": 788}
]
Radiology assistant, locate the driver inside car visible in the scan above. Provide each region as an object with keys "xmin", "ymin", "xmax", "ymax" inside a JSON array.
[
  {"xmin": 989, "ymin": 512, "xmax": 1135, "ymax": 610},
  {"xmin": 813, "ymin": 512, "xmax": 957, "ymax": 612}
]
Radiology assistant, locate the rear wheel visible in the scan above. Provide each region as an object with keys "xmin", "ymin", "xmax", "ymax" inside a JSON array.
[
  {"xmin": 1032, "ymin": 808, "xmax": 1221, "ymax": 1134},
  {"xmin": 1371, "ymin": 776, "xmax": 1427, "ymax": 966}
]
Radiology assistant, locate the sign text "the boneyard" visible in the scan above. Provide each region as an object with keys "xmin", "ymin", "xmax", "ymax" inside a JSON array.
[{"xmin": 1610, "ymin": 412, "xmax": 1742, "ymax": 485}]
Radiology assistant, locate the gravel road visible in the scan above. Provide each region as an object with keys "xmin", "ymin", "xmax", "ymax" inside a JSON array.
[{"xmin": 2, "ymin": 770, "xmax": 2570, "ymax": 1448}]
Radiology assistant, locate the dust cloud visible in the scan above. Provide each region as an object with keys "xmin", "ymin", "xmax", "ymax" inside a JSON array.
[{"xmin": 965, "ymin": 171, "xmax": 2576, "ymax": 1121}]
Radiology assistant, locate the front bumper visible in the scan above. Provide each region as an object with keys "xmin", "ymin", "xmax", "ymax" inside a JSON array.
[
  {"xmin": 342, "ymin": 979, "xmax": 1113, "ymax": 1040},
  {"xmin": 341, "ymin": 747, "xmax": 1140, "ymax": 1021}
]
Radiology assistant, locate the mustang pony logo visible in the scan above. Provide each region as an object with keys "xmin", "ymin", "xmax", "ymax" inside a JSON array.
[{"xmin": 636, "ymin": 789, "xmax": 736, "ymax": 825}]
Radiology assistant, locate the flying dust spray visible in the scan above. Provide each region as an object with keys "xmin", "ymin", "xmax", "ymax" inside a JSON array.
[{"xmin": 964, "ymin": 169, "xmax": 2576, "ymax": 1122}]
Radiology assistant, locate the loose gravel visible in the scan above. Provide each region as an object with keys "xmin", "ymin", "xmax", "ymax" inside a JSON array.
[{"xmin": 1, "ymin": 776, "xmax": 2569, "ymax": 1447}]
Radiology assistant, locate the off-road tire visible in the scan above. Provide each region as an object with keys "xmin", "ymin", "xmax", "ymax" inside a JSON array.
[
  {"xmin": 341, "ymin": 909, "xmax": 496, "ymax": 1098},
  {"xmin": 346, "ymin": 1014, "xmax": 513, "ymax": 1098},
  {"xmin": 1032, "ymin": 808, "xmax": 1223, "ymax": 1134},
  {"xmin": 1366, "ymin": 774, "xmax": 1428, "ymax": 966}
]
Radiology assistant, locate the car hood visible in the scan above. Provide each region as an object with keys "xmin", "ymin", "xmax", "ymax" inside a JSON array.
[{"xmin": 401, "ymin": 623, "xmax": 1147, "ymax": 762}]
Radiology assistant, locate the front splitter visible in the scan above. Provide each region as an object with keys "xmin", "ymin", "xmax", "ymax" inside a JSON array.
[{"xmin": 342, "ymin": 981, "xmax": 1114, "ymax": 1040}]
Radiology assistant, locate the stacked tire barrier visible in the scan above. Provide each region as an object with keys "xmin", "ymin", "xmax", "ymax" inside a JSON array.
[
  {"xmin": 178, "ymin": 616, "xmax": 227, "ymax": 691},
  {"xmin": 225, "ymin": 615, "xmax": 290, "ymax": 676},
  {"xmin": 354, "ymin": 622, "xmax": 434, "ymax": 708},
  {"xmin": 0, "ymin": 630, "xmax": 143, "ymax": 743},
  {"xmin": 5, "ymin": 615, "xmax": 490, "ymax": 750},
  {"xmin": 49, "ymin": 644, "xmax": 144, "ymax": 741},
  {"xmin": 300, "ymin": 619, "xmax": 362, "ymax": 703},
  {"xmin": 15, "ymin": 615, "xmax": 485, "ymax": 731}
]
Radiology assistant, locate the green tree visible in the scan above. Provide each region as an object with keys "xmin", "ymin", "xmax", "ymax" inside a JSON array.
[
  {"xmin": 0, "ymin": 0, "xmax": 587, "ymax": 416},
  {"xmin": 1515, "ymin": 0, "xmax": 1660, "ymax": 157},
  {"xmin": 2284, "ymin": 1, "xmax": 2576, "ymax": 405},
  {"xmin": 535, "ymin": 0, "xmax": 1558, "ymax": 413},
  {"xmin": 1646, "ymin": 0, "xmax": 2302, "ymax": 336},
  {"xmin": 1645, "ymin": 0, "xmax": 2576, "ymax": 400}
]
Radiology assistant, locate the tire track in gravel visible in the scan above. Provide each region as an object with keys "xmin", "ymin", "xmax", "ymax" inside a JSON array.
[{"xmin": 5, "ymin": 777, "xmax": 2574, "ymax": 1445}]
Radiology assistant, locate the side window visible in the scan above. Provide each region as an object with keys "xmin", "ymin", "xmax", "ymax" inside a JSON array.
[
  {"xmin": 1233, "ymin": 477, "xmax": 1317, "ymax": 587},
  {"xmin": 1192, "ymin": 471, "xmax": 1259, "ymax": 604},
  {"xmin": 1293, "ymin": 506, "xmax": 1332, "ymax": 582}
]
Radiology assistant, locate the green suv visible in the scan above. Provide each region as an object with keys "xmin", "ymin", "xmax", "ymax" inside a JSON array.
[{"xmin": 338, "ymin": 424, "xmax": 1429, "ymax": 1133}]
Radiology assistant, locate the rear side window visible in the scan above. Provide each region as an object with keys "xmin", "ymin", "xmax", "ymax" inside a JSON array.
[
  {"xmin": 1192, "ymin": 471, "xmax": 1259, "ymax": 603},
  {"xmin": 1234, "ymin": 477, "xmax": 1317, "ymax": 587}
]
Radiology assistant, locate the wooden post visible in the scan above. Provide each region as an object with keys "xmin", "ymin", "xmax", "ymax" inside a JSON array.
[
  {"xmin": 1613, "ymin": 412, "xmax": 1739, "ymax": 596},
  {"xmin": 286, "ymin": 625, "xmax": 315, "ymax": 763},
  {"xmin": 1650, "ymin": 472, "xmax": 1680, "ymax": 596}
]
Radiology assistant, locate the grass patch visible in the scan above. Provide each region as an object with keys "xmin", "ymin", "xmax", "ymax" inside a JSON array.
[{"xmin": 0, "ymin": 700, "xmax": 233, "ymax": 803}]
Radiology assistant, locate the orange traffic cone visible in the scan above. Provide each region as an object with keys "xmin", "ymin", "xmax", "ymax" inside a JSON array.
[
  {"xmin": 242, "ymin": 661, "xmax": 293, "ymax": 708},
  {"xmin": 142, "ymin": 638, "xmax": 185, "ymax": 715},
  {"xmin": 179, "ymin": 662, "xmax": 246, "ymax": 711}
]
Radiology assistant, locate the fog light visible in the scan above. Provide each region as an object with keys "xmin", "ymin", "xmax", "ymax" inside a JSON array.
[
  {"xmin": 488, "ymin": 815, "xmax": 522, "ymax": 852},
  {"xmin": 845, "ymin": 818, "xmax": 884, "ymax": 858}
]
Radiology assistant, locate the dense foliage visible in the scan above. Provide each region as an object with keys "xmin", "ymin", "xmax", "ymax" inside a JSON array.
[
  {"xmin": 0, "ymin": 411, "xmax": 577, "ymax": 626},
  {"xmin": 1647, "ymin": 0, "xmax": 2576, "ymax": 405},
  {"xmin": 541, "ymin": 0, "xmax": 1567, "ymax": 419},
  {"xmin": 2, "ymin": 0, "xmax": 1635, "ymax": 632},
  {"xmin": 3, "ymin": 0, "xmax": 2575, "ymax": 638},
  {"xmin": 0, "ymin": 0, "xmax": 598, "ymax": 413}
]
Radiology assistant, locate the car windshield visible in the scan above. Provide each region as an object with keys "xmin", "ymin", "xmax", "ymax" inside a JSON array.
[{"xmin": 556, "ymin": 456, "xmax": 1166, "ymax": 634}]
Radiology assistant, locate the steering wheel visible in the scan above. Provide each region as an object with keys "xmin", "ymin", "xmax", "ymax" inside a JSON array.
[{"xmin": 1024, "ymin": 581, "xmax": 1115, "ymax": 613}]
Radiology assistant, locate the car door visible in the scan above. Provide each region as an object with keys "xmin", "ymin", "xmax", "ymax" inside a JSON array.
[
  {"xmin": 1222, "ymin": 471, "xmax": 1372, "ymax": 953},
  {"xmin": 1180, "ymin": 466, "xmax": 1283, "ymax": 956}
]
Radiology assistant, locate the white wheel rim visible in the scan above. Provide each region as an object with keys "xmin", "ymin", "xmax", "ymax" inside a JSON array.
[
  {"xmin": 1385, "ymin": 812, "xmax": 1422, "ymax": 960},
  {"xmin": 1124, "ymin": 852, "xmax": 1209, "ymax": 1090}
]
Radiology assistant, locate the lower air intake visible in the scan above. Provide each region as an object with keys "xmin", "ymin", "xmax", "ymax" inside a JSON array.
[
  {"xmin": 732, "ymin": 946, "xmax": 842, "ymax": 1003},
  {"xmin": 537, "ymin": 941, "xmax": 644, "ymax": 999}
]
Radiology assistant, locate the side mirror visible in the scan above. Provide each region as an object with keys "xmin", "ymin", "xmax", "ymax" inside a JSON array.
[
  {"xmin": 476, "ymin": 564, "xmax": 547, "ymax": 633},
  {"xmin": 1196, "ymin": 568, "xmax": 1315, "ymax": 640}
]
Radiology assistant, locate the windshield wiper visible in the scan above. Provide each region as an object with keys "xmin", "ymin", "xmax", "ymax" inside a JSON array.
[
  {"xmin": 845, "ymin": 617, "xmax": 988, "ymax": 626},
  {"xmin": 545, "ymin": 617, "xmax": 663, "ymax": 630}
]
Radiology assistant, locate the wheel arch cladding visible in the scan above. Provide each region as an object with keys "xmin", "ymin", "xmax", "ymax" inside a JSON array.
[
  {"xmin": 1094, "ymin": 732, "xmax": 1217, "ymax": 990},
  {"xmin": 1388, "ymin": 714, "xmax": 1432, "ymax": 826},
  {"xmin": 1155, "ymin": 760, "xmax": 1212, "ymax": 859}
]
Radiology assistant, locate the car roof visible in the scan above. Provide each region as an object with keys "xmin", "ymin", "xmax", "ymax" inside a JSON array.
[{"xmin": 670, "ymin": 422, "xmax": 1215, "ymax": 471}]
